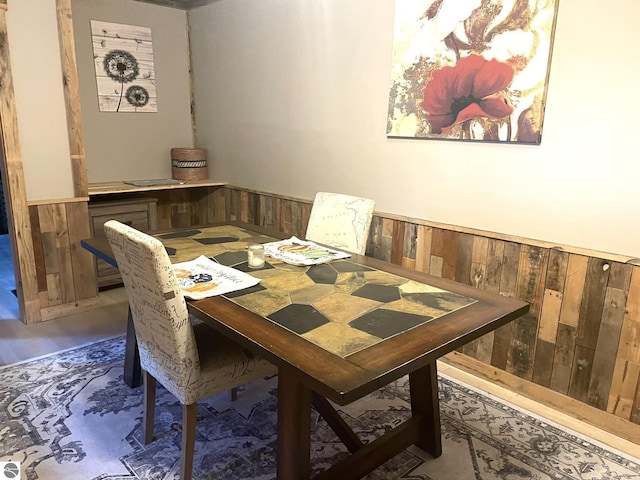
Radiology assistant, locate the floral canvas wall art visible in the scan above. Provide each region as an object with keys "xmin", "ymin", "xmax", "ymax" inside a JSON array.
[
  {"xmin": 387, "ymin": 0, "xmax": 560, "ymax": 144},
  {"xmin": 91, "ymin": 20, "xmax": 157, "ymax": 113}
]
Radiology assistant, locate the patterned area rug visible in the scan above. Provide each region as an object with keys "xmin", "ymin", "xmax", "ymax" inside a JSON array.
[{"xmin": 1, "ymin": 336, "xmax": 638, "ymax": 480}]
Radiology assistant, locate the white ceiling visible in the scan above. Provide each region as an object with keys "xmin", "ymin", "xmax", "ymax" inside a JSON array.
[{"xmin": 132, "ymin": 0, "xmax": 215, "ymax": 9}]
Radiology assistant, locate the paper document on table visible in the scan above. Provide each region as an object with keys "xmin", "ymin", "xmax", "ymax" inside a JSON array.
[
  {"xmin": 173, "ymin": 255, "xmax": 260, "ymax": 300},
  {"xmin": 263, "ymin": 236, "xmax": 350, "ymax": 266}
]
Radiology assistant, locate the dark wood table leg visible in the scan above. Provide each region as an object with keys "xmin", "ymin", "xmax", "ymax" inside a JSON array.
[
  {"xmin": 311, "ymin": 391, "xmax": 364, "ymax": 453},
  {"xmin": 410, "ymin": 362, "xmax": 442, "ymax": 457},
  {"xmin": 123, "ymin": 307, "xmax": 142, "ymax": 388},
  {"xmin": 277, "ymin": 368, "xmax": 311, "ymax": 479},
  {"xmin": 315, "ymin": 363, "xmax": 437, "ymax": 480}
]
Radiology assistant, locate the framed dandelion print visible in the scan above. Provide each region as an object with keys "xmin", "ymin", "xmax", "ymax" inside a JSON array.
[
  {"xmin": 91, "ymin": 20, "xmax": 157, "ymax": 113},
  {"xmin": 386, "ymin": 0, "xmax": 560, "ymax": 144}
]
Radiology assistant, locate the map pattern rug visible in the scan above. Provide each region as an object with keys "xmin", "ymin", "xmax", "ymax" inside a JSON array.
[{"xmin": 1, "ymin": 336, "xmax": 639, "ymax": 480}]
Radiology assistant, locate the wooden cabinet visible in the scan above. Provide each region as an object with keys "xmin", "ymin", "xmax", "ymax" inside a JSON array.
[{"xmin": 89, "ymin": 197, "xmax": 158, "ymax": 287}]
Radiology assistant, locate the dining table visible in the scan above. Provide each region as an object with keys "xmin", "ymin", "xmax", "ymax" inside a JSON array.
[{"xmin": 81, "ymin": 222, "xmax": 529, "ymax": 480}]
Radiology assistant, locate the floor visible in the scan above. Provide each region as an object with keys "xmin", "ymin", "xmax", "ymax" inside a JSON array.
[
  {"xmin": 0, "ymin": 233, "xmax": 637, "ymax": 461},
  {"xmin": 0, "ymin": 234, "xmax": 129, "ymax": 365}
]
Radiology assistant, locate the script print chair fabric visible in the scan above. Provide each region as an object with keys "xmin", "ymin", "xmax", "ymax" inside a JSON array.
[
  {"xmin": 305, "ymin": 191, "xmax": 375, "ymax": 255},
  {"xmin": 104, "ymin": 220, "xmax": 276, "ymax": 480}
]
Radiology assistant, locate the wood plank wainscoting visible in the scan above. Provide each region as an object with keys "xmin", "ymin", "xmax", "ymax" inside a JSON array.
[
  {"xmin": 25, "ymin": 186, "xmax": 228, "ymax": 322},
  {"xmin": 28, "ymin": 199, "xmax": 98, "ymax": 321},
  {"xmin": 225, "ymin": 186, "xmax": 640, "ymax": 445},
  {"xmin": 108, "ymin": 185, "xmax": 228, "ymax": 231}
]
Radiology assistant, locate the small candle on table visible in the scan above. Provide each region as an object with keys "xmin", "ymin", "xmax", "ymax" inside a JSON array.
[{"xmin": 247, "ymin": 244, "xmax": 265, "ymax": 268}]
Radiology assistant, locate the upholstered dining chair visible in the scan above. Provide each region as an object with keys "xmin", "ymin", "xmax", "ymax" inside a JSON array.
[
  {"xmin": 305, "ymin": 191, "xmax": 375, "ymax": 255},
  {"xmin": 103, "ymin": 220, "xmax": 276, "ymax": 480}
]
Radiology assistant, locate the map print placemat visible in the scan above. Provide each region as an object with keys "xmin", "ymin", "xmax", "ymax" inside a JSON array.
[{"xmin": 263, "ymin": 236, "xmax": 351, "ymax": 265}]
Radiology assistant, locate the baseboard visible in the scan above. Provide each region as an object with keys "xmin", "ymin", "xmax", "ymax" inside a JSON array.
[
  {"xmin": 39, "ymin": 297, "xmax": 101, "ymax": 322},
  {"xmin": 442, "ymin": 351, "xmax": 640, "ymax": 457}
]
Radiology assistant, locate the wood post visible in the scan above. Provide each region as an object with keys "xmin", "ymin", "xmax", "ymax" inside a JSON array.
[{"xmin": 0, "ymin": 4, "xmax": 42, "ymax": 323}]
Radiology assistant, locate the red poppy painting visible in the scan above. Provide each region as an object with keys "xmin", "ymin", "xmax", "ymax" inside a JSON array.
[{"xmin": 387, "ymin": 0, "xmax": 560, "ymax": 144}]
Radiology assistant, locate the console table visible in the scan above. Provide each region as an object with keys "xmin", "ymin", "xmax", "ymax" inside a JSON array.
[
  {"xmin": 88, "ymin": 179, "xmax": 227, "ymax": 196},
  {"xmin": 87, "ymin": 180, "xmax": 228, "ymax": 286}
]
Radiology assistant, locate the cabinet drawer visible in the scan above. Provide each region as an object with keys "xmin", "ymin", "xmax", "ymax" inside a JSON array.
[{"xmin": 91, "ymin": 211, "xmax": 150, "ymax": 236}]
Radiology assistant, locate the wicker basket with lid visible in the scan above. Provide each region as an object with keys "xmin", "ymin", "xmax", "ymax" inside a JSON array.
[{"xmin": 171, "ymin": 147, "xmax": 208, "ymax": 181}]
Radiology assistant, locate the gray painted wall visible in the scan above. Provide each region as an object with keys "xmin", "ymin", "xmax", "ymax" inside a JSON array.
[
  {"xmin": 7, "ymin": 0, "xmax": 640, "ymax": 258},
  {"xmin": 188, "ymin": 0, "xmax": 640, "ymax": 258},
  {"xmin": 7, "ymin": 0, "xmax": 74, "ymax": 200},
  {"xmin": 72, "ymin": 0, "xmax": 194, "ymax": 183}
]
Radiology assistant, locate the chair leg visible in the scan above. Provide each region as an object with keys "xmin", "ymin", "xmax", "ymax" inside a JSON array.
[
  {"xmin": 143, "ymin": 371, "xmax": 156, "ymax": 445},
  {"xmin": 229, "ymin": 387, "xmax": 238, "ymax": 401},
  {"xmin": 181, "ymin": 403, "xmax": 197, "ymax": 480}
]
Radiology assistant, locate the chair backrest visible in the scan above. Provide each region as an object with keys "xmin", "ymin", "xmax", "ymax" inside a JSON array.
[
  {"xmin": 104, "ymin": 220, "xmax": 200, "ymax": 404},
  {"xmin": 305, "ymin": 192, "xmax": 375, "ymax": 255}
]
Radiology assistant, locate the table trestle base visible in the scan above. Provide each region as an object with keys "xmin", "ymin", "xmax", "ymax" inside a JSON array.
[{"xmin": 279, "ymin": 363, "xmax": 442, "ymax": 479}]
